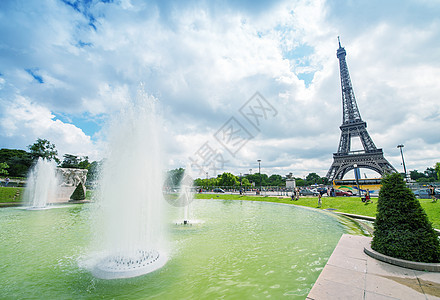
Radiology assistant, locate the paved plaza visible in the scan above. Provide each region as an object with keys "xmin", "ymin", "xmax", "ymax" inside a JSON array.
[{"xmin": 307, "ymin": 234, "xmax": 440, "ymax": 300}]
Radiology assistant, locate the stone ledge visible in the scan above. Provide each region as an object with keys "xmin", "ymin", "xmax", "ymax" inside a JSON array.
[
  {"xmin": 335, "ymin": 212, "xmax": 376, "ymax": 222},
  {"xmin": 364, "ymin": 244, "xmax": 440, "ymax": 272}
]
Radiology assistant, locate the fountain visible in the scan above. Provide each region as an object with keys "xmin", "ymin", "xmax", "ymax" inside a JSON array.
[
  {"xmin": 91, "ymin": 95, "xmax": 168, "ymax": 279},
  {"xmin": 23, "ymin": 157, "xmax": 58, "ymax": 209},
  {"xmin": 174, "ymin": 166, "xmax": 195, "ymax": 225},
  {"xmin": 0, "ymin": 199, "xmax": 367, "ymax": 298}
]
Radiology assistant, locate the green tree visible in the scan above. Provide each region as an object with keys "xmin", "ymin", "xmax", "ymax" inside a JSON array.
[
  {"xmin": 244, "ymin": 174, "xmax": 257, "ymax": 186},
  {"xmin": 267, "ymin": 174, "xmax": 284, "ymax": 186},
  {"xmin": 166, "ymin": 168, "xmax": 185, "ymax": 187},
  {"xmin": 372, "ymin": 173, "xmax": 440, "ymax": 263},
  {"xmin": 0, "ymin": 162, "xmax": 9, "ymax": 175},
  {"xmin": 208, "ymin": 177, "xmax": 219, "ymax": 187},
  {"xmin": 194, "ymin": 178, "xmax": 204, "ymax": 186},
  {"xmin": 28, "ymin": 138, "xmax": 60, "ymax": 163},
  {"xmin": 295, "ymin": 178, "xmax": 306, "ymax": 186},
  {"xmin": 194, "ymin": 177, "xmax": 219, "ymax": 187},
  {"xmin": 436, "ymin": 162, "xmax": 440, "ymax": 181},
  {"xmin": 70, "ymin": 182, "xmax": 85, "ymax": 201},
  {"xmin": 410, "ymin": 170, "xmax": 426, "ymax": 181},
  {"xmin": 61, "ymin": 154, "xmax": 80, "ymax": 168},
  {"xmin": 218, "ymin": 172, "xmax": 239, "ymax": 186},
  {"xmin": 411, "ymin": 167, "xmax": 438, "ymax": 183},
  {"xmin": 305, "ymin": 173, "xmax": 321, "ymax": 185},
  {"xmin": 0, "ymin": 149, "xmax": 33, "ymax": 177},
  {"xmin": 424, "ymin": 167, "xmax": 436, "ymax": 179},
  {"xmin": 417, "ymin": 177, "xmax": 436, "ymax": 183},
  {"xmin": 241, "ymin": 178, "xmax": 251, "ymax": 187},
  {"xmin": 78, "ymin": 156, "xmax": 90, "ymax": 169},
  {"xmin": 86, "ymin": 160, "xmax": 101, "ymax": 185}
]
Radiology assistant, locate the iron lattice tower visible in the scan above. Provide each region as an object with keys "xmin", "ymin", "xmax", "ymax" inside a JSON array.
[{"xmin": 326, "ymin": 38, "xmax": 397, "ymax": 180}]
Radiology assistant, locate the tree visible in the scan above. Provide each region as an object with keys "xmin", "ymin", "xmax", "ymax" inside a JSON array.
[
  {"xmin": 0, "ymin": 162, "xmax": 9, "ymax": 175},
  {"xmin": 410, "ymin": 167, "xmax": 438, "ymax": 183},
  {"xmin": 241, "ymin": 178, "xmax": 251, "ymax": 187},
  {"xmin": 61, "ymin": 154, "xmax": 80, "ymax": 168},
  {"xmin": 194, "ymin": 178, "xmax": 204, "ymax": 186},
  {"xmin": 295, "ymin": 178, "xmax": 306, "ymax": 187},
  {"xmin": 61, "ymin": 154, "xmax": 91, "ymax": 169},
  {"xmin": 305, "ymin": 173, "xmax": 321, "ymax": 185},
  {"xmin": 267, "ymin": 174, "xmax": 284, "ymax": 186},
  {"xmin": 0, "ymin": 149, "xmax": 33, "ymax": 177},
  {"xmin": 436, "ymin": 162, "xmax": 440, "ymax": 181},
  {"xmin": 86, "ymin": 160, "xmax": 102, "ymax": 185},
  {"xmin": 410, "ymin": 170, "xmax": 426, "ymax": 181},
  {"xmin": 371, "ymin": 173, "xmax": 440, "ymax": 263},
  {"xmin": 218, "ymin": 172, "xmax": 239, "ymax": 186},
  {"xmin": 244, "ymin": 173, "xmax": 259, "ymax": 185},
  {"xmin": 424, "ymin": 167, "xmax": 437, "ymax": 179},
  {"xmin": 78, "ymin": 156, "xmax": 90, "ymax": 169},
  {"xmin": 70, "ymin": 182, "xmax": 85, "ymax": 201},
  {"xmin": 28, "ymin": 138, "xmax": 59, "ymax": 163},
  {"xmin": 166, "ymin": 168, "xmax": 185, "ymax": 187},
  {"xmin": 194, "ymin": 177, "xmax": 219, "ymax": 187},
  {"xmin": 208, "ymin": 177, "xmax": 219, "ymax": 186}
]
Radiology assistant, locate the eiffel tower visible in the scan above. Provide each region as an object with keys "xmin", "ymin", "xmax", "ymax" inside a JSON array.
[{"xmin": 326, "ymin": 38, "xmax": 397, "ymax": 180}]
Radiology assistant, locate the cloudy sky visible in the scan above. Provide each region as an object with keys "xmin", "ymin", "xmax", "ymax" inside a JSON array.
[{"xmin": 1, "ymin": 0, "xmax": 439, "ymax": 179}]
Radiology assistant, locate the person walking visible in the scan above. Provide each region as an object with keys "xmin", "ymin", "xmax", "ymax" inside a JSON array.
[
  {"xmin": 365, "ymin": 189, "xmax": 371, "ymax": 203},
  {"xmin": 4, "ymin": 177, "xmax": 10, "ymax": 187},
  {"xmin": 430, "ymin": 185, "xmax": 437, "ymax": 203},
  {"xmin": 318, "ymin": 193, "xmax": 322, "ymax": 208}
]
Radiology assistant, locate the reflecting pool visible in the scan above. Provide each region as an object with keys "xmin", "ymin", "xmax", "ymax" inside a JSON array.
[{"xmin": 0, "ymin": 199, "xmax": 364, "ymax": 299}]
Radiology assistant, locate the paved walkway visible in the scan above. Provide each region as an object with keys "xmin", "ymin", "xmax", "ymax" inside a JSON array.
[{"xmin": 307, "ymin": 234, "xmax": 440, "ymax": 299}]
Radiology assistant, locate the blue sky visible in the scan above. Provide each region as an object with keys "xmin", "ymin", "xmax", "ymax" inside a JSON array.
[{"xmin": 1, "ymin": 0, "xmax": 439, "ymax": 178}]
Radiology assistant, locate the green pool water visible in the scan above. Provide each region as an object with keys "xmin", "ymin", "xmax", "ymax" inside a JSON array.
[{"xmin": 0, "ymin": 199, "xmax": 364, "ymax": 299}]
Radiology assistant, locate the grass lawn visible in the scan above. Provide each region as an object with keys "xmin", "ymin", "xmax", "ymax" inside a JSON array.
[
  {"xmin": 195, "ymin": 193, "xmax": 440, "ymax": 229},
  {"xmin": 0, "ymin": 187, "xmax": 24, "ymax": 203}
]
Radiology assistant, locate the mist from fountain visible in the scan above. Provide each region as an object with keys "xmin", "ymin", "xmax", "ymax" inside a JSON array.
[
  {"xmin": 174, "ymin": 166, "xmax": 204, "ymax": 225},
  {"xmin": 179, "ymin": 167, "xmax": 194, "ymax": 225},
  {"xmin": 91, "ymin": 94, "xmax": 168, "ymax": 279},
  {"xmin": 23, "ymin": 157, "xmax": 58, "ymax": 209}
]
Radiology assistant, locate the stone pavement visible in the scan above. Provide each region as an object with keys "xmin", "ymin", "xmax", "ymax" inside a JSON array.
[{"xmin": 307, "ymin": 234, "xmax": 440, "ymax": 300}]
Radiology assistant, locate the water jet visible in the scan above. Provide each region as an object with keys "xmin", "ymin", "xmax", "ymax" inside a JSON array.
[
  {"xmin": 23, "ymin": 157, "xmax": 58, "ymax": 209},
  {"xmin": 91, "ymin": 95, "xmax": 167, "ymax": 279}
]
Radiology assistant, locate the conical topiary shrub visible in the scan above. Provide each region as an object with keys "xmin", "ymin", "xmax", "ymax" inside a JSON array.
[
  {"xmin": 372, "ymin": 173, "xmax": 440, "ymax": 263},
  {"xmin": 69, "ymin": 181, "xmax": 85, "ymax": 201}
]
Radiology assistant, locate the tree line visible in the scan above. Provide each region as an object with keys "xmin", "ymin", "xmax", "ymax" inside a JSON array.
[
  {"xmin": 409, "ymin": 165, "xmax": 440, "ymax": 183},
  {"xmin": 165, "ymin": 169, "xmax": 330, "ymax": 188},
  {"xmin": 2, "ymin": 138, "xmax": 439, "ymax": 187},
  {"xmin": 0, "ymin": 138, "xmax": 100, "ymax": 182}
]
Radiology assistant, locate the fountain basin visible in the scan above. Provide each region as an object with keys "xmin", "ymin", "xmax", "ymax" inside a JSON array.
[{"xmin": 0, "ymin": 199, "xmax": 366, "ymax": 299}]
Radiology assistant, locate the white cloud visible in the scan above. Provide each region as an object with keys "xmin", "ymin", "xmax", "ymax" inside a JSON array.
[
  {"xmin": 0, "ymin": 0, "xmax": 439, "ymax": 178},
  {"xmin": 0, "ymin": 95, "xmax": 99, "ymax": 160}
]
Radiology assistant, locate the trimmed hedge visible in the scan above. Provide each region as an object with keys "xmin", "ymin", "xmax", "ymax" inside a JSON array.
[
  {"xmin": 70, "ymin": 182, "xmax": 85, "ymax": 201},
  {"xmin": 372, "ymin": 173, "xmax": 440, "ymax": 263}
]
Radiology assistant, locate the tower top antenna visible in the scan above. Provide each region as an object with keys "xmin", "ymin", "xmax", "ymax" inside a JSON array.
[{"xmin": 338, "ymin": 36, "xmax": 341, "ymax": 48}]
